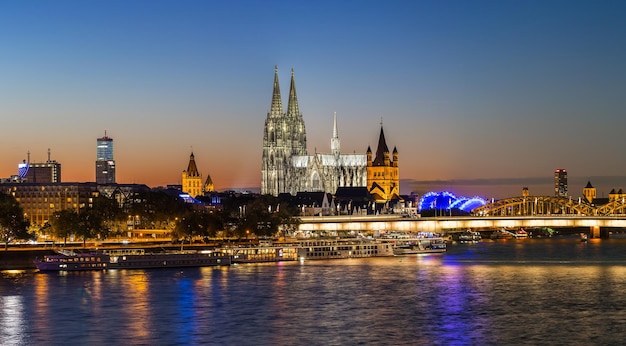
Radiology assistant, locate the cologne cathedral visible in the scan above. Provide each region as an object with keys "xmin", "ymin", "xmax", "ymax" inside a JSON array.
[{"xmin": 261, "ymin": 66, "xmax": 400, "ymax": 202}]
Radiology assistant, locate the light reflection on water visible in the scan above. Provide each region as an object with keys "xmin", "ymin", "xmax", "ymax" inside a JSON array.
[{"xmin": 2, "ymin": 239, "xmax": 626, "ymax": 344}]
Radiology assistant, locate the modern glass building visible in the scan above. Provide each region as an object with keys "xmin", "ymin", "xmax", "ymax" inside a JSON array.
[{"xmin": 96, "ymin": 132, "xmax": 116, "ymax": 184}]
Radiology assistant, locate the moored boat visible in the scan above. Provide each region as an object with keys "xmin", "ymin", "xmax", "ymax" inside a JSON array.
[
  {"xmin": 220, "ymin": 246, "xmax": 298, "ymax": 263},
  {"xmin": 392, "ymin": 238, "xmax": 447, "ymax": 255},
  {"xmin": 453, "ymin": 230, "xmax": 482, "ymax": 242},
  {"xmin": 34, "ymin": 248, "xmax": 231, "ymax": 272},
  {"xmin": 34, "ymin": 250, "xmax": 109, "ymax": 271},
  {"xmin": 296, "ymin": 239, "xmax": 395, "ymax": 260}
]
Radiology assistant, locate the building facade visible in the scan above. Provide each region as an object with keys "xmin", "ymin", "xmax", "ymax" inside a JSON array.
[
  {"xmin": 366, "ymin": 126, "xmax": 400, "ymax": 203},
  {"xmin": 182, "ymin": 152, "xmax": 203, "ymax": 198},
  {"xmin": 554, "ymin": 168, "xmax": 568, "ymax": 197},
  {"xmin": 96, "ymin": 132, "xmax": 116, "ymax": 184},
  {"xmin": 19, "ymin": 150, "xmax": 62, "ymax": 183},
  {"xmin": 261, "ymin": 67, "xmax": 367, "ymax": 196},
  {"xmin": 2, "ymin": 183, "xmax": 98, "ymax": 226}
]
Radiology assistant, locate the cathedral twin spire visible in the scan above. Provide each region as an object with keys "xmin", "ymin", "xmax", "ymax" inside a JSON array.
[
  {"xmin": 270, "ymin": 66, "xmax": 283, "ymax": 117},
  {"xmin": 269, "ymin": 66, "xmax": 300, "ymax": 118}
]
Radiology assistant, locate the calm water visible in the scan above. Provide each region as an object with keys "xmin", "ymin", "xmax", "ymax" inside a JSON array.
[{"xmin": 3, "ymin": 237, "xmax": 626, "ymax": 345}]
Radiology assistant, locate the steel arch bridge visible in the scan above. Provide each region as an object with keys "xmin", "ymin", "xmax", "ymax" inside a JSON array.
[{"xmin": 472, "ymin": 196, "xmax": 626, "ymax": 216}]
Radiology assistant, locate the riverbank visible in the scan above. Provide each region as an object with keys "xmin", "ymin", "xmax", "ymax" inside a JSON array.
[{"xmin": 0, "ymin": 249, "xmax": 56, "ymax": 270}]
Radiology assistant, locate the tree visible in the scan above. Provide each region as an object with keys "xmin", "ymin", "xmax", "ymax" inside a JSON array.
[
  {"xmin": 173, "ymin": 211, "xmax": 204, "ymax": 244},
  {"xmin": 91, "ymin": 195, "xmax": 126, "ymax": 237},
  {"xmin": 127, "ymin": 190, "xmax": 189, "ymax": 229},
  {"xmin": 50, "ymin": 209, "xmax": 79, "ymax": 245},
  {"xmin": 0, "ymin": 192, "xmax": 31, "ymax": 249},
  {"xmin": 77, "ymin": 208, "xmax": 105, "ymax": 247}
]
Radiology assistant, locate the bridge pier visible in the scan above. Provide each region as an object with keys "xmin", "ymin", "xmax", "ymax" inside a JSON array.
[
  {"xmin": 600, "ymin": 227, "xmax": 611, "ymax": 239},
  {"xmin": 589, "ymin": 226, "xmax": 611, "ymax": 238},
  {"xmin": 590, "ymin": 226, "xmax": 600, "ymax": 238}
]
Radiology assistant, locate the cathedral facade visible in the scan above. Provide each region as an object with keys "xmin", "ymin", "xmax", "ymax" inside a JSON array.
[{"xmin": 261, "ymin": 67, "xmax": 367, "ymax": 196}]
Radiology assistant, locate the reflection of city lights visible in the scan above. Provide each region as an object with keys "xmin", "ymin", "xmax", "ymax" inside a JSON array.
[{"xmin": 1, "ymin": 295, "xmax": 25, "ymax": 345}]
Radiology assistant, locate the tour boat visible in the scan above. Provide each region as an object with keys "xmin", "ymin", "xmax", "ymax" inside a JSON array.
[
  {"xmin": 34, "ymin": 249, "xmax": 231, "ymax": 272},
  {"xmin": 296, "ymin": 239, "xmax": 395, "ymax": 260},
  {"xmin": 34, "ymin": 250, "xmax": 110, "ymax": 271}
]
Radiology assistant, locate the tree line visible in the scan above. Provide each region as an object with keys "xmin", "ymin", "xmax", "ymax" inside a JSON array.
[{"xmin": 0, "ymin": 190, "xmax": 300, "ymax": 248}]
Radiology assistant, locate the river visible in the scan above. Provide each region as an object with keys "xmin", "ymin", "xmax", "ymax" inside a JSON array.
[{"xmin": 2, "ymin": 237, "xmax": 626, "ymax": 345}]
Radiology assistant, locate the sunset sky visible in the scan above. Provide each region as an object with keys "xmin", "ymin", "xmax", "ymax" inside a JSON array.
[{"xmin": 2, "ymin": 1, "xmax": 626, "ymax": 199}]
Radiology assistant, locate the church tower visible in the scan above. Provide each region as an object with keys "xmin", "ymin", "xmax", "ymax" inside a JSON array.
[
  {"xmin": 182, "ymin": 152, "xmax": 202, "ymax": 198},
  {"xmin": 367, "ymin": 125, "xmax": 400, "ymax": 203},
  {"xmin": 204, "ymin": 174, "xmax": 215, "ymax": 193},
  {"xmin": 261, "ymin": 66, "xmax": 307, "ymax": 196},
  {"xmin": 583, "ymin": 181, "xmax": 596, "ymax": 203}
]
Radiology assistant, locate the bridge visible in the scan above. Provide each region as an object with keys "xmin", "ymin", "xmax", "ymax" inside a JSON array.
[
  {"xmin": 471, "ymin": 195, "xmax": 626, "ymax": 216},
  {"xmin": 297, "ymin": 215, "xmax": 626, "ymax": 238}
]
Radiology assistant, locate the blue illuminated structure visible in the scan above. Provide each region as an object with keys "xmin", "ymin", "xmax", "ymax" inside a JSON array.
[{"xmin": 418, "ymin": 191, "xmax": 486, "ymax": 213}]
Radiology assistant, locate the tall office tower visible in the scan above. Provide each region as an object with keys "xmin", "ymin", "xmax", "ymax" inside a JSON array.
[
  {"xmin": 554, "ymin": 169, "xmax": 568, "ymax": 197},
  {"xmin": 20, "ymin": 149, "xmax": 62, "ymax": 183},
  {"xmin": 96, "ymin": 131, "xmax": 116, "ymax": 184}
]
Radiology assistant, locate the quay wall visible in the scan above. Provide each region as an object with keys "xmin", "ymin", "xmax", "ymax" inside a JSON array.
[{"xmin": 0, "ymin": 249, "xmax": 55, "ymax": 270}]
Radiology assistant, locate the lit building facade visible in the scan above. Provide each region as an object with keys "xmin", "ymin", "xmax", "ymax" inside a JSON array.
[
  {"xmin": 96, "ymin": 132, "xmax": 116, "ymax": 184},
  {"xmin": 1, "ymin": 183, "xmax": 98, "ymax": 226},
  {"xmin": 182, "ymin": 152, "xmax": 203, "ymax": 198},
  {"xmin": 554, "ymin": 169, "xmax": 568, "ymax": 197},
  {"xmin": 20, "ymin": 150, "xmax": 62, "ymax": 183},
  {"xmin": 366, "ymin": 126, "xmax": 400, "ymax": 203},
  {"xmin": 583, "ymin": 181, "xmax": 596, "ymax": 203},
  {"xmin": 261, "ymin": 67, "xmax": 368, "ymax": 196}
]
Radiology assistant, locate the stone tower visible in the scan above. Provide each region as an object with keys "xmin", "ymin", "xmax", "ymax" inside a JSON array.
[
  {"xmin": 182, "ymin": 152, "xmax": 202, "ymax": 198},
  {"xmin": 261, "ymin": 66, "xmax": 307, "ymax": 196},
  {"xmin": 583, "ymin": 181, "xmax": 596, "ymax": 203},
  {"xmin": 367, "ymin": 125, "xmax": 400, "ymax": 203}
]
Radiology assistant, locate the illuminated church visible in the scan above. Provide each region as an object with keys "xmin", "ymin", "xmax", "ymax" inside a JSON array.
[
  {"xmin": 261, "ymin": 66, "xmax": 399, "ymax": 201},
  {"xmin": 182, "ymin": 152, "xmax": 214, "ymax": 198}
]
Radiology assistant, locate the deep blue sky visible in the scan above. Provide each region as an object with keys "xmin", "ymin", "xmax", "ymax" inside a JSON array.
[{"xmin": 1, "ymin": 1, "xmax": 625, "ymax": 198}]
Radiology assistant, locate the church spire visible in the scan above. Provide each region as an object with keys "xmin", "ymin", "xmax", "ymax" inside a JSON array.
[
  {"xmin": 331, "ymin": 112, "xmax": 340, "ymax": 156},
  {"xmin": 186, "ymin": 152, "xmax": 200, "ymax": 177},
  {"xmin": 372, "ymin": 125, "xmax": 390, "ymax": 166},
  {"xmin": 287, "ymin": 68, "xmax": 300, "ymax": 117},
  {"xmin": 270, "ymin": 65, "xmax": 283, "ymax": 117}
]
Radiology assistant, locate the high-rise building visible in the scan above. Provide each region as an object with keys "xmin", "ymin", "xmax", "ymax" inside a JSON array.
[
  {"xmin": 20, "ymin": 149, "xmax": 62, "ymax": 183},
  {"xmin": 96, "ymin": 132, "xmax": 116, "ymax": 184},
  {"xmin": 554, "ymin": 169, "xmax": 568, "ymax": 197}
]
